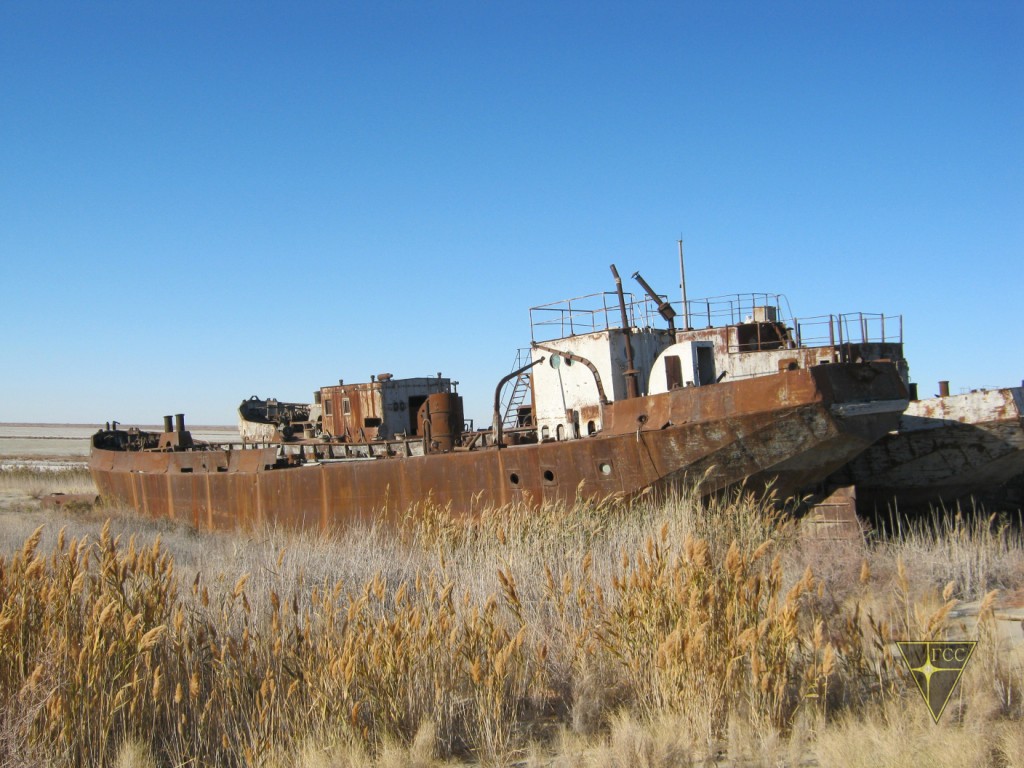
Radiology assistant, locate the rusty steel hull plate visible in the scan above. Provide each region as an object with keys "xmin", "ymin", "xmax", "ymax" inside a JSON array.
[
  {"xmin": 830, "ymin": 387, "xmax": 1024, "ymax": 509},
  {"xmin": 90, "ymin": 362, "xmax": 907, "ymax": 532}
]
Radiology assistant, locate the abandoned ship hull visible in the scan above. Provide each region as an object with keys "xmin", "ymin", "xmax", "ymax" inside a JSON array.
[
  {"xmin": 90, "ymin": 362, "xmax": 906, "ymax": 532},
  {"xmin": 237, "ymin": 396, "xmax": 318, "ymax": 443},
  {"xmin": 828, "ymin": 386, "xmax": 1024, "ymax": 511}
]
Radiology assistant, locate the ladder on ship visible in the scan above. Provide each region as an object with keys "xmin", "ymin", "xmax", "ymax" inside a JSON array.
[{"xmin": 500, "ymin": 349, "xmax": 533, "ymax": 429}]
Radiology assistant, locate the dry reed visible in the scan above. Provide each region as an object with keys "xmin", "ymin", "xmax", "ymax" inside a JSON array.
[{"xmin": 0, "ymin": 468, "xmax": 1021, "ymax": 766}]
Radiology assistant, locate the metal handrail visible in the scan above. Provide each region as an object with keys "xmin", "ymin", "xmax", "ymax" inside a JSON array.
[
  {"xmin": 529, "ymin": 291, "xmax": 662, "ymax": 341},
  {"xmin": 787, "ymin": 312, "xmax": 902, "ymax": 349},
  {"xmin": 678, "ymin": 292, "xmax": 790, "ymax": 328},
  {"xmin": 530, "ymin": 289, "xmax": 902, "ymax": 348}
]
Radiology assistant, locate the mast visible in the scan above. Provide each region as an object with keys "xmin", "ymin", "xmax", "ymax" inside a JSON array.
[{"xmin": 678, "ymin": 237, "xmax": 691, "ymax": 330}]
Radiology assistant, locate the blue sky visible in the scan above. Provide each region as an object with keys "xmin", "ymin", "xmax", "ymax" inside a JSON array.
[{"xmin": 2, "ymin": 1, "xmax": 1021, "ymax": 425}]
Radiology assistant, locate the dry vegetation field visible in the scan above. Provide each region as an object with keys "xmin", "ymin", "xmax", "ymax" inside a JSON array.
[{"xmin": 0, "ymin": 466, "xmax": 1022, "ymax": 767}]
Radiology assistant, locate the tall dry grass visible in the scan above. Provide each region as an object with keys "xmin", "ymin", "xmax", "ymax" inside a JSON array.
[
  {"xmin": 0, "ymin": 468, "xmax": 1021, "ymax": 766},
  {"xmin": 0, "ymin": 465, "xmax": 94, "ymax": 498}
]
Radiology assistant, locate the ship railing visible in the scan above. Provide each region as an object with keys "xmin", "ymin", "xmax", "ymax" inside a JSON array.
[
  {"xmin": 531, "ymin": 290, "xmax": 902, "ymax": 350},
  {"xmin": 677, "ymin": 292, "xmax": 791, "ymax": 329},
  {"xmin": 788, "ymin": 312, "xmax": 903, "ymax": 350},
  {"xmin": 529, "ymin": 291, "xmax": 664, "ymax": 342},
  {"xmin": 716, "ymin": 313, "xmax": 902, "ymax": 357},
  {"xmin": 673, "ymin": 293, "xmax": 901, "ymax": 349}
]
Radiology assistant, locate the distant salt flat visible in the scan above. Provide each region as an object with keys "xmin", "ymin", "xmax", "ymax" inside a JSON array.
[{"xmin": 0, "ymin": 423, "xmax": 241, "ymax": 462}]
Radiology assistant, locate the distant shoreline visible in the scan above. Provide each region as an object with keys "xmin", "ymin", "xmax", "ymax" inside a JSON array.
[
  {"xmin": 0, "ymin": 423, "xmax": 241, "ymax": 462},
  {"xmin": 0, "ymin": 422, "xmax": 236, "ymax": 430}
]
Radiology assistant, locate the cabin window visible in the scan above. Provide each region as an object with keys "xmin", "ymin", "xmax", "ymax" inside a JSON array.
[
  {"xmin": 587, "ymin": 420, "xmax": 596, "ymax": 435},
  {"xmin": 324, "ymin": 398, "xmax": 333, "ymax": 417},
  {"xmin": 364, "ymin": 417, "xmax": 382, "ymax": 428},
  {"xmin": 556, "ymin": 424, "xmax": 564, "ymax": 441},
  {"xmin": 342, "ymin": 398, "xmax": 351, "ymax": 414}
]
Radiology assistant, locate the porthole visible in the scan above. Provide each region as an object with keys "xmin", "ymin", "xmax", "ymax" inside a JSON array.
[
  {"xmin": 509, "ymin": 472, "xmax": 520, "ymax": 486},
  {"xmin": 598, "ymin": 462, "xmax": 612, "ymax": 476},
  {"xmin": 543, "ymin": 469, "xmax": 555, "ymax": 483},
  {"xmin": 549, "ymin": 354, "xmax": 561, "ymax": 369}
]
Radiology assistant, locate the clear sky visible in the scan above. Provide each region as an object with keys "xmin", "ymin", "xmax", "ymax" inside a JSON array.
[{"xmin": 1, "ymin": 1, "xmax": 1021, "ymax": 425}]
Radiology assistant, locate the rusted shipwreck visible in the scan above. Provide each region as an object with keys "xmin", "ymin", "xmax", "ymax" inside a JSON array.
[
  {"xmin": 826, "ymin": 383, "xmax": 1024, "ymax": 512},
  {"xmin": 90, "ymin": 268, "xmax": 910, "ymax": 531},
  {"xmin": 237, "ymin": 397, "xmax": 320, "ymax": 443}
]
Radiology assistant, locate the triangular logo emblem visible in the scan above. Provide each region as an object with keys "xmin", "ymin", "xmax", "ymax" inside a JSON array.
[{"xmin": 897, "ymin": 641, "xmax": 976, "ymax": 722}]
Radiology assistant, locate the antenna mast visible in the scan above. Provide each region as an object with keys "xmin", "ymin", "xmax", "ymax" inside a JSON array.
[{"xmin": 678, "ymin": 237, "xmax": 691, "ymax": 330}]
